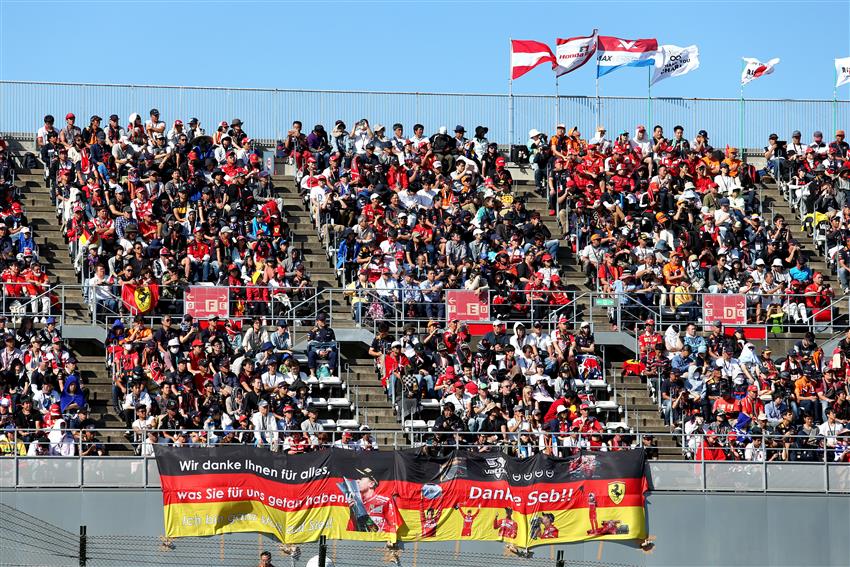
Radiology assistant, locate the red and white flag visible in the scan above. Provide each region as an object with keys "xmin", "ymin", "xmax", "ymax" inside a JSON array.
[
  {"xmin": 554, "ymin": 31, "xmax": 598, "ymax": 77},
  {"xmin": 741, "ymin": 57, "xmax": 780, "ymax": 86},
  {"xmin": 596, "ymin": 36, "xmax": 658, "ymax": 77},
  {"xmin": 510, "ymin": 39, "xmax": 556, "ymax": 80}
]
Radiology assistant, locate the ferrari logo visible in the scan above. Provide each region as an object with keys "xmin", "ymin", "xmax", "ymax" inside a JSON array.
[{"xmin": 608, "ymin": 482, "xmax": 625, "ymax": 505}]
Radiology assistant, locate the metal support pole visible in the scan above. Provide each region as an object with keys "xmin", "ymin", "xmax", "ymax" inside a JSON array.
[
  {"xmin": 595, "ymin": 76, "xmax": 601, "ymax": 129},
  {"xmin": 509, "ymin": 37, "xmax": 515, "ymax": 145},
  {"xmin": 318, "ymin": 535, "xmax": 327, "ymax": 567},
  {"xmin": 740, "ymin": 63, "xmax": 745, "ymax": 153},
  {"xmin": 647, "ymin": 67, "xmax": 652, "ymax": 129},
  {"xmin": 79, "ymin": 525, "xmax": 87, "ymax": 567},
  {"xmin": 554, "ymin": 75, "xmax": 560, "ymax": 127}
]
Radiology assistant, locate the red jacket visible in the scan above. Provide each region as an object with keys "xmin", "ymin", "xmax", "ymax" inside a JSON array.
[{"xmin": 696, "ymin": 442, "xmax": 726, "ymax": 461}]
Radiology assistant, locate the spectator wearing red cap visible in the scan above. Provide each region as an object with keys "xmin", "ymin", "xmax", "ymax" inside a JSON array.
[{"xmin": 59, "ymin": 113, "xmax": 80, "ymax": 148}]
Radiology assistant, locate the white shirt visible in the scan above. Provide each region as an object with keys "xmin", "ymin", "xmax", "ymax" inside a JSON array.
[
  {"xmin": 252, "ymin": 411, "xmax": 279, "ymax": 445},
  {"xmin": 261, "ymin": 371, "xmax": 285, "ymax": 390},
  {"xmin": 374, "ymin": 276, "xmax": 399, "ymax": 298},
  {"xmin": 122, "ymin": 390, "xmax": 152, "ymax": 411},
  {"xmin": 416, "ymin": 188, "xmax": 436, "ymax": 209},
  {"xmin": 716, "ymin": 357, "xmax": 744, "ymax": 384},
  {"xmin": 358, "ymin": 436, "xmax": 379, "ymax": 451},
  {"xmin": 145, "ymin": 119, "xmax": 166, "ymax": 134},
  {"xmin": 631, "ymin": 135, "xmax": 652, "ymax": 155}
]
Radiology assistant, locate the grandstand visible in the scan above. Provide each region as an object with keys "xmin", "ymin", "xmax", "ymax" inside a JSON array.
[{"xmin": 0, "ymin": 87, "xmax": 848, "ymax": 468}]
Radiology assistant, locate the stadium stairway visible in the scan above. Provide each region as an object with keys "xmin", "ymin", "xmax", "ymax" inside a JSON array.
[
  {"xmin": 274, "ymin": 173, "xmax": 401, "ymax": 444},
  {"xmin": 761, "ymin": 176, "xmax": 850, "ymax": 343},
  {"xmin": 16, "ymin": 170, "xmax": 123, "ymax": 449}
]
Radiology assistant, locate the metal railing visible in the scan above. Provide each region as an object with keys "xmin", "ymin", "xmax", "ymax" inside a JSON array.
[
  {"xmin": 1, "ymin": 430, "xmax": 848, "ymax": 492},
  {"xmin": 1, "ymin": 80, "xmax": 848, "ymax": 146},
  {"xmin": 12, "ymin": 285, "xmax": 850, "ymax": 353}
]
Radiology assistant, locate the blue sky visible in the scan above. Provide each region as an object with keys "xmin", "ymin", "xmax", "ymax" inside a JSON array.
[{"xmin": 1, "ymin": 0, "xmax": 849, "ymax": 100}]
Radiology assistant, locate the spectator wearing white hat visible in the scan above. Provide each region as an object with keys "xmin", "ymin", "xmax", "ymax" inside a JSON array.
[{"xmin": 588, "ymin": 125, "xmax": 611, "ymax": 153}]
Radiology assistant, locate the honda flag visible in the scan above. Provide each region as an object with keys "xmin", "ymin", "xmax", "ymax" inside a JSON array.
[
  {"xmin": 836, "ymin": 57, "xmax": 850, "ymax": 88},
  {"xmin": 554, "ymin": 31, "xmax": 598, "ymax": 77},
  {"xmin": 596, "ymin": 36, "xmax": 658, "ymax": 78},
  {"xmin": 510, "ymin": 39, "xmax": 556, "ymax": 80},
  {"xmin": 650, "ymin": 45, "xmax": 700, "ymax": 85},
  {"xmin": 741, "ymin": 57, "xmax": 780, "ymax": 86}
]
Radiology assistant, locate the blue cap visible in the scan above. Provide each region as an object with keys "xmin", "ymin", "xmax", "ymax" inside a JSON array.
[
  {"xmin": 4, "ymin": 424, "xmax": 15, "ymax": 431},
  {"xmin": 112, "ymin": 320, "xmax": 124, "ymax": 328},
  {"xmin": 260, "ymin": 341, "xmax": 274, "ymax": 351},
  {"xmin": 46, "ymin": 316, "xmax": 56, "ymax": 324}
]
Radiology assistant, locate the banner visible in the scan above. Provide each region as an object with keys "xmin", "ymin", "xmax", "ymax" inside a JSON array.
[
  {"xmin": 446, "ymin": 289, "xmax": 490, "ymax": 322},
  {"xmin": 703, "ymin": 293, "xmax": 747, "ymax": 326},
  {"xmin": 741, "ymin": 57, "xmax": 780, "ymax": 86},
  {"xmin": 651, "ymin": 44, "xmax": 700, "ymax": 85},
  {"xmin": 121, "ymin": 282, "xmax": 159, "ymax": 315},
  {"xmin": 596, "ymin": 36, "xmax": 658, "ymax": 78},
  {"xmin": 554, "ymin": 31, "xmax": 598, "ymax": 77},
  {"xmin": 156, "ymin": 446, "xmax": 647, "ymax": 548},
  {"xmin": 511, "ymin": 39, "xmax": 556, "ymax": 80},
  {"xmin": 836, "ymin": 57, "xmax": 850, "ymax": 88},
  {"xmin": 185, "ymin": 286, "xmax": 229, "ymax": 319}
]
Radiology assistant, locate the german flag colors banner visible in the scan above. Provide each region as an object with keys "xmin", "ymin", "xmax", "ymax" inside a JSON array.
[{"xmin": 155, "ymin": 447, "xmax": 647, "ymax": 547}]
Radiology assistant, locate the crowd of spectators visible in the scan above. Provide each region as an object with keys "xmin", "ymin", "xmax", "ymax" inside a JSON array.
[
  {"xmin": 0, "ymin": 316, "xmax": 99, "ymax": 456},
  {"xmin": 4, "ymin": 111, "xmax": 850, "ymax": 462},
  {"xmin": 639, "ymin": 319, "xmax": 850, "ymax": 462},
  {"xmin": 36, "ymin": 111, "xmax": 313, "ymax": 322}
]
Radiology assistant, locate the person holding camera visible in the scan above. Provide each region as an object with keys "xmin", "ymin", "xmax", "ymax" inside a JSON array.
[{"xmin": 763, "ymin": 133, "xmax": 788, "ymax": 181}]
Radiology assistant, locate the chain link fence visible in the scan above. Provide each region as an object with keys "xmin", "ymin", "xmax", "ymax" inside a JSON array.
[{"xmin": 1, "ymin": 504, "xmax": 639, "ymax": 567}]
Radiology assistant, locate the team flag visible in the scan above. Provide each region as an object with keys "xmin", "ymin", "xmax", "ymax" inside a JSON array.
[
  {"xmin": 554, "ymin": 31, "xmax": 598, "ymax": 77},
  {"xmin": 121, "ymin": 282, "xmax": 160, "ymax": 315},
  {"xmin": 596, "ymin": 36, "xmax": 658, "ymax": 78},
  {"xmin": 836, "ymin": 57, "xmax": 850, "ymax": 88},
  {"xmin": 510, "ymin": 39, "xmax": 556, "ymax": 80},
  {"xmin": 741, "ymin": 57, "xmax": 780, "ymax": 86},
  {"xmin": 155, "ymin": 446, "xmax": 648, "ymax": 547},
  {"xmin": 650, "ymin": 45, "xmax": 700, "ymax": 85}
]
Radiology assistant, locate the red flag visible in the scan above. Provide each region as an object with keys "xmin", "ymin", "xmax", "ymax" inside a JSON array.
[
  {"xmin": 510, "ymin": 39, "xmax": 556, "ymax": 80},
  {"xmin": 121, "ymin": 283, "xmax": 159, "ymax": 315}
]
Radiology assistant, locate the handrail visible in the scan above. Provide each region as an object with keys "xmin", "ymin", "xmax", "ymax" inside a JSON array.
[{"xmin": 1, "ymin": 80, "xmax": 849, "ymax": 103}]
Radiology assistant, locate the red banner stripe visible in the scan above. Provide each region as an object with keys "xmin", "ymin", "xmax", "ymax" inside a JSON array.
[{"xmin": 160, "ymin": 473, "xmax": 645, "ymax": 513}]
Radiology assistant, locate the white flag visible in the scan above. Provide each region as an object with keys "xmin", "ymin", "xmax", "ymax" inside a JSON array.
[
  {"xmin": 650, "ymin": 45, "xmax": 700, "ymax": 85},
  {"xmin": 836, "ymin": 57, "xmax": 850, "ymax": 88},
  {"xmin": 554, "ymin": 31, "xmax": 598, "ymax": 77},
  {"xmin": 741, "ymin": 57, "xmax": 780, "ymax": 86}
]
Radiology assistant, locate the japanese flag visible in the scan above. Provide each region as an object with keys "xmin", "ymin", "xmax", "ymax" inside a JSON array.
[
  {"xmin": 741, "ymin": 57, "xmax": 780, "ymax": 86},
  {"xmin": 836, "ymin": 57, "xmax": 850, "ymax": 88}
]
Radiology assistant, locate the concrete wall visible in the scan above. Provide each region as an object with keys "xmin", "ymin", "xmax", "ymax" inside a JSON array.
[{"xmin": 1, "ymin": 489, "xmax": 849, "ymax": 567}]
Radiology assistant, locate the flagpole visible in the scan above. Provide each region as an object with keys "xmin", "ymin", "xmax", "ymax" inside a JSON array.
[
  {"xmin": 555, "ymin": 75, "xmax": 560, "ymax": 128},
  {"xmin": 647, "ymin": 66, "xmax": 652, "ymax": 134},
  {"xmin": 595, "ymin": 75, "xmax": 600, "ymax": 130},
  {"xmin": 509, "ymin": 36, "xmax": 514, "ymax": 145},
  {"xmin": 834, "ymin": 66, "xmax": 838, "ymax": 137},
  {"xmin": 740, "ymin": 61, "xmax": 745, "ymax": 157}
]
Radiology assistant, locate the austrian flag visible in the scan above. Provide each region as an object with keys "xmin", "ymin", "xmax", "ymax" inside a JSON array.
[
  {"xmin": 510, "ymin": 39, "xmax": 556, "ymax": 80},
  {"xmin": 741, "ymin": 57, "xmax": 780, "ymax": 86}
]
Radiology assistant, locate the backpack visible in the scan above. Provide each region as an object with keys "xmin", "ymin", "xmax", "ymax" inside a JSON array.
[{"xmin": 22, "ymin": 153, "xmax": 39, "ymax": 170}]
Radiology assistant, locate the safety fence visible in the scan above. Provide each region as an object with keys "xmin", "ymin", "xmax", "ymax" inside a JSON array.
[
  {"xmin": 0, "ymin": 431, "xmax": 848, "ymax": 492},
  {"xmin": 9, "ymin": 284, "xmax": 850, "ymax": 344},
  {"xmin": 1, "ymin": 80, "xmax": 849, "ymax": 147}
]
